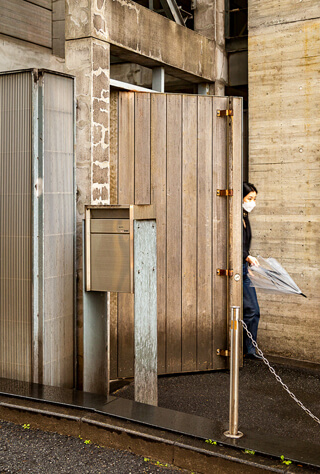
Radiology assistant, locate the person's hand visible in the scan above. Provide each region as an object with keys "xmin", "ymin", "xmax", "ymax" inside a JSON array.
[{"xmin": 246, "ymin": 255, "xmax": 260, "ymax": 266}]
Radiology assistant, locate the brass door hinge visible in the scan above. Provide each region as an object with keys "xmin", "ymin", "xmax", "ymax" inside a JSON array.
[
  {"xmin": 217, "ymin": 189, "xmax": 233, "ymax": 196},
  {"xmin": 217, "ymin": 109, "xmax": 233, "ymax": 117},
  {"xmin": 217, "ymin": 269, "xmax": 233, "ymax": 277},
  {"xmin": 217, "ymin": 349, "xmax": 229, "ymax": 357}
]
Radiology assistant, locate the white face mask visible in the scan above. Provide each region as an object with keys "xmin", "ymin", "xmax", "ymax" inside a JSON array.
[{"xmin": 243, "ymin": 200, "xmax": 256, "ymax": 213}]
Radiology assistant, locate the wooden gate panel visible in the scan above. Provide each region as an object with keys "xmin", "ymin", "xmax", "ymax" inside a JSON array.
[
  {"xmin": 212, "ymin": 97, "xmax": 229, "ymax": 369},
  {"xmin": 181, "ymin": 95, "xmax": 198, "ymax": 372},
  {"xmin": 134, "ymin": 93, "xmax": 151, "ymax": 205},
  {"xmin": 197, "ymin": 96, "xmax": 214, "ymax": 370},
  {"xmin": 113, "ymin": 92, "xmax": 241, "ymax": 377},
  {"xmin": 117, "ymin": 92, "xmax": 135, "ymax": 377},
  {"xmin": 150, "ymin": 94, "xmax": 167, "ymax": 375},
  {"xmin": 166, "ymin": 94, "xmax": 183, "ymax": 374}
]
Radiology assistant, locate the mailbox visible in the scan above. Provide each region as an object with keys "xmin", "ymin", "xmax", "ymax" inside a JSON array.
[{"xmin": 85, "ymin": 205, "xmax": 154, "ymax": 292}]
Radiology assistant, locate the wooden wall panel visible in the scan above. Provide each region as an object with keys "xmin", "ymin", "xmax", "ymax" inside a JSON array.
[
  {"xmin": 249, "ymin": 15, "xmax": 320, "ymax": 362},
  {"xmin": 181, "ymin": 95, "xmax": 198, "ymax": 372},
  {"xmin": 197, "ymin": 96, "xmax": 213, "ymax": 370},
  {"xmin": 166, "ymin": 94, "xmax": 182, "ymax": 373},
  {"xmin": 134, "ymin": 93, "xmax": 151, "ymax": 205},
  {"xmin": 117, "ymin": 92, "xmax": 135, "ymax": 377},
  {"xmin": 212, "ymin": 97, "xmax": 228, "ymax": 370},
  {"xmin": 151, "ymin": 94, "xmax": 167, "ymax": 374},
  {"xmin": 0, "ymin": 0, "xmax": 52, "ymax": 49},
  {"xmin": 109, "ymin": 91, "xmax": 119, "ymax": 380},
  {"xmin": 114, "ymin": 92, "xmax": 242, "ymax": 377}
]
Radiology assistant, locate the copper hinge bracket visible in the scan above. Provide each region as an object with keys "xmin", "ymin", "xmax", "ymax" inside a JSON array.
[
  {"xmin": 217, "ymin": 189, "xmax": 233, "ymax": 197},
  {"xmin": 217, "ymin": 109, "xmax": 233, "ymax": 117},
  {"xmin": 217, "ymin": 269, "xmax": 234, "ymax": 277},
  {"xmin": 217, "ymin": 349, "xmax": 229, "ymax": 357}
]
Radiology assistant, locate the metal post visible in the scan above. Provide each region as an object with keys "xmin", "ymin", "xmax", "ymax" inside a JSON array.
[
  {"xmin": 224, "ymin": 306, "xmax": 243, "ymax": 438},
  {"xmin": 152, "ymin": 67, "xmax": 165, "ymax": 93}
]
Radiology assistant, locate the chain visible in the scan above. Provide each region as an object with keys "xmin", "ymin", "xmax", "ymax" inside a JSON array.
[{"xmin": 240, "ymin": 319, "xmax": 320, "ymax": 426}]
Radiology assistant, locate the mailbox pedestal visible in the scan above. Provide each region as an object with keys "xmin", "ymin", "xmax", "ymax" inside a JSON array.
[{"xmin": 83, "ymin": 205, "xmax": 157, "ymax": 406}]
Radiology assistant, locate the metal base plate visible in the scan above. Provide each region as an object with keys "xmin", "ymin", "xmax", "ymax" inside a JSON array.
[{"xmin": 224, "ymin": 430, "xmax": 244, "ymax": 439}]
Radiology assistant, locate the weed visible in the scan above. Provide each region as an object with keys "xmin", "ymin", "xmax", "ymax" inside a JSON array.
[
  {"xmin": 244, "ymin": 449, "xmax": 255, "ymax": 455},
  {"xmin": 205, "ymin": 439, "xmax": 217, "ymax": 445},
  {"xmin": 22, "ymin": 424, "xmax": 30, "ymax": 430},
  {"xmin": 280, "ymin": 455, "xmax": 292, "ymax": 465}
]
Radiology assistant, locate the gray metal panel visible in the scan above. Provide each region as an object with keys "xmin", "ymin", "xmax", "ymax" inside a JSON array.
[
  {"xmin": 42, "ymin": 72, "xmax": 74, "ymax": 387},
  {"xmin": 0, "ymin": 71, "xmax": 33, "ymax": 381}
]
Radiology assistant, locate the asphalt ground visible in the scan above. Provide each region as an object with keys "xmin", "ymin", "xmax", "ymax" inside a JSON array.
[
  {"xmin": 114, "ymin": 358, "xmax": 320, "ymax": 450},
  {"xmin": 0, "ymin": 419, "xmax": 190, "ymax": 474}
]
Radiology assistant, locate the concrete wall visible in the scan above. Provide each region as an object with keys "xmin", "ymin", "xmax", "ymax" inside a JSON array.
[
  {"xmin": 0, "ymin": 36, "xmax": 65, "ymax": 73},
  {"xmin": 248, "ymin": 1, "xmax": 320, "ymax": 363}
]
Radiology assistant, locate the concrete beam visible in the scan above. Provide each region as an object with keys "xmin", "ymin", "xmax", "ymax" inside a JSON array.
[{"xmin": 66, "ymin": 0, "xmax": 216, "ymax": 82}]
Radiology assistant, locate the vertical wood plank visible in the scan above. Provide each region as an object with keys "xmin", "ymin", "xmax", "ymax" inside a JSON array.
[
  {"xmin": 212, "ymin": 97, "xmax": 229, "ymax": 370},
  {"xmin": 134, "ymin": 220, "xmax": 157, "ymax": 406},
  {"xmin": 166, "ymin": 94, "xmax": 182, "ymax": 373},
  {"xmin": 118, "ymin": 92, "xmax": 134, "ymax": 204},
  {"xmin": 109, "ymin": 91, "xmax": 119, "ymax": 378},
  {"xmin": 117, "ymin": 92, "xmax": 134, "ymax": 377},
  {"xmin": 228, "ymin": 97, "xmax": 243, "ymax": 310},
  {"xmin": 197, "ymin": 96, "xmax": 213, "ymax": 370},
  {"xmin": 181, "ymin": 95, "xmax": 198, "ymax": 372},
  {"xmin": 135, "ymin": 93, "xmax": 151, "ymax": 205},
  {"xmin": 151, "ymin": 93, "xmax": 167, "ymax": 374}
]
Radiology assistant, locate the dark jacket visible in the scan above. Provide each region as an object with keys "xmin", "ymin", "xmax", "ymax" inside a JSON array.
[{"xmin": 243, "ymin": 212, "xmax": 251, "ymax": 263}]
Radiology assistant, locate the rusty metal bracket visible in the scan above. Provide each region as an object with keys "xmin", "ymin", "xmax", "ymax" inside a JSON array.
[
  {"xmin": 216, "ymin": 189, "xmax": 233, "ymax": 197},
  {"xmin": 217, "ymin": 349, "xmax": 229, "ymax": 357},
  {"xmin": 217, "ymin": 269, "xmax": 234, "ymax": 277},
  {"xmin": 217, "ymin": 109, "xmax": 233, "ymax": 117}
]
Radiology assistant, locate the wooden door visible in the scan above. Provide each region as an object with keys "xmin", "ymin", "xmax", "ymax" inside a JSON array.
[{"xmin": 109, "ymin": 91, "xmax": 242, "ymax": 378}]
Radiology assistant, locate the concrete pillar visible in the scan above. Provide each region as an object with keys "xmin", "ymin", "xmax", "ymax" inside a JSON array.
[
  {"xmin": 65, "ymin": 34, "xmax": 110, "ymax": 387},
  {"xmin": 194, "ymin": 0, "xmax": 227, "ymax": 95}
]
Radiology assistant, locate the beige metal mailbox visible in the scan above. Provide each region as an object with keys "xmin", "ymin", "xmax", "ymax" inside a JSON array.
[{"xmin": 85, "ymin": 205, "xmax": 154, "ymax": 293}]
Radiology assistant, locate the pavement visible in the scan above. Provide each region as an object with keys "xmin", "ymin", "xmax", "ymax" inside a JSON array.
[
  {"xmin": 0, "ymin": 419, "xmax": 187, "ymax": 473},
  {"xmin": 115, "ymin": 357, "xmax": 320, "ymax": 465},
  {"xmin": 0, "ymin": 356, "xmax": 319, "ymax": 473}
]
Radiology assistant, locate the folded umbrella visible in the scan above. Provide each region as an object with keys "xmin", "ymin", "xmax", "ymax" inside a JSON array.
[{"xmin": 248, "ymin": 256, "xmax": 307, "ymax": 298}]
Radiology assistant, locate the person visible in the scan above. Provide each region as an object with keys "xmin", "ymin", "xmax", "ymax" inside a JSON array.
[{"xmin": 243, "ymin": 182, "xmax": 262, "ymax": 360}]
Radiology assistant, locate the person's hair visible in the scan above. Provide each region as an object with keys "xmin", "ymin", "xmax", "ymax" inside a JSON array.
[{"xmin": 243, "ymin": 182, "xmax": 258, "ymax": 198}]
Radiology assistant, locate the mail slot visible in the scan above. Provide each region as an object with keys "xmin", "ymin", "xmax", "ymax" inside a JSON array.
[{"xmin": 85, "ymin": 205, "xmax": 155, "ymax": 293}]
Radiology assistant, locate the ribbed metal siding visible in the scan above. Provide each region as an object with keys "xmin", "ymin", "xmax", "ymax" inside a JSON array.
[{"xmin": 0, "ymin": 73, "xmax": 32, "ymax": 381}]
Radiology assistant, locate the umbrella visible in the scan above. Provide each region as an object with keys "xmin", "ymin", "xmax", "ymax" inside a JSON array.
[{"xmin": 248, "ymin": 256, "xmax": 307, "ymax": 298}]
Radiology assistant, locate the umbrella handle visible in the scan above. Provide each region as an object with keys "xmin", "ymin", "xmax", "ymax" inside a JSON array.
[{"xmin": 300, "ymin": 293, "xmax": 307, "ymax": 298}]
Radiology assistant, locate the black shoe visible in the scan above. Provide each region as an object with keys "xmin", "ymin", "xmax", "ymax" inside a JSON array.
[{"xmin": 245, "ymin": 353, "xmax": 263, "ymax": 360}]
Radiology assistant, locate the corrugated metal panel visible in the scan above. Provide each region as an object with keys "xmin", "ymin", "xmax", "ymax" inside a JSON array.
[
  {"xmin": 0, "ymin": 72, "xmax": 32, "ymax": 381},
  {"xmin": 42, "ymin": 73, "xmax": 74, "ymax": 387}
]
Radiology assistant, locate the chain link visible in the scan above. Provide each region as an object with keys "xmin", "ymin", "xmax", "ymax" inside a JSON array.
[{"xmin": 240, "ymin": 319, "xmax": 320, "ymax": 426}]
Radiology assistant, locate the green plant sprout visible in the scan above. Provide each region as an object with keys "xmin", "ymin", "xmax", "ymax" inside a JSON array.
[
  {"xmin": 280, "ymin": 455, "xmax": 292, "ymax": 465},
  {"xmin": 244, "ymin": 449, "xmax": 255, "ymax": 455},
  {"xmin": 84, "ymin": 439, "xmax": 91, "ymax": 444},
  {"xmin": 205, "ymin": 439, "xmax": 217, "ymax": 445},
  {"xmin": 143, "ymin": 457, "xmax": 168, "ymax": 467},
  {"xmin": 22, "ymin": 424, "xmax": 30, "ymax": 430}
]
